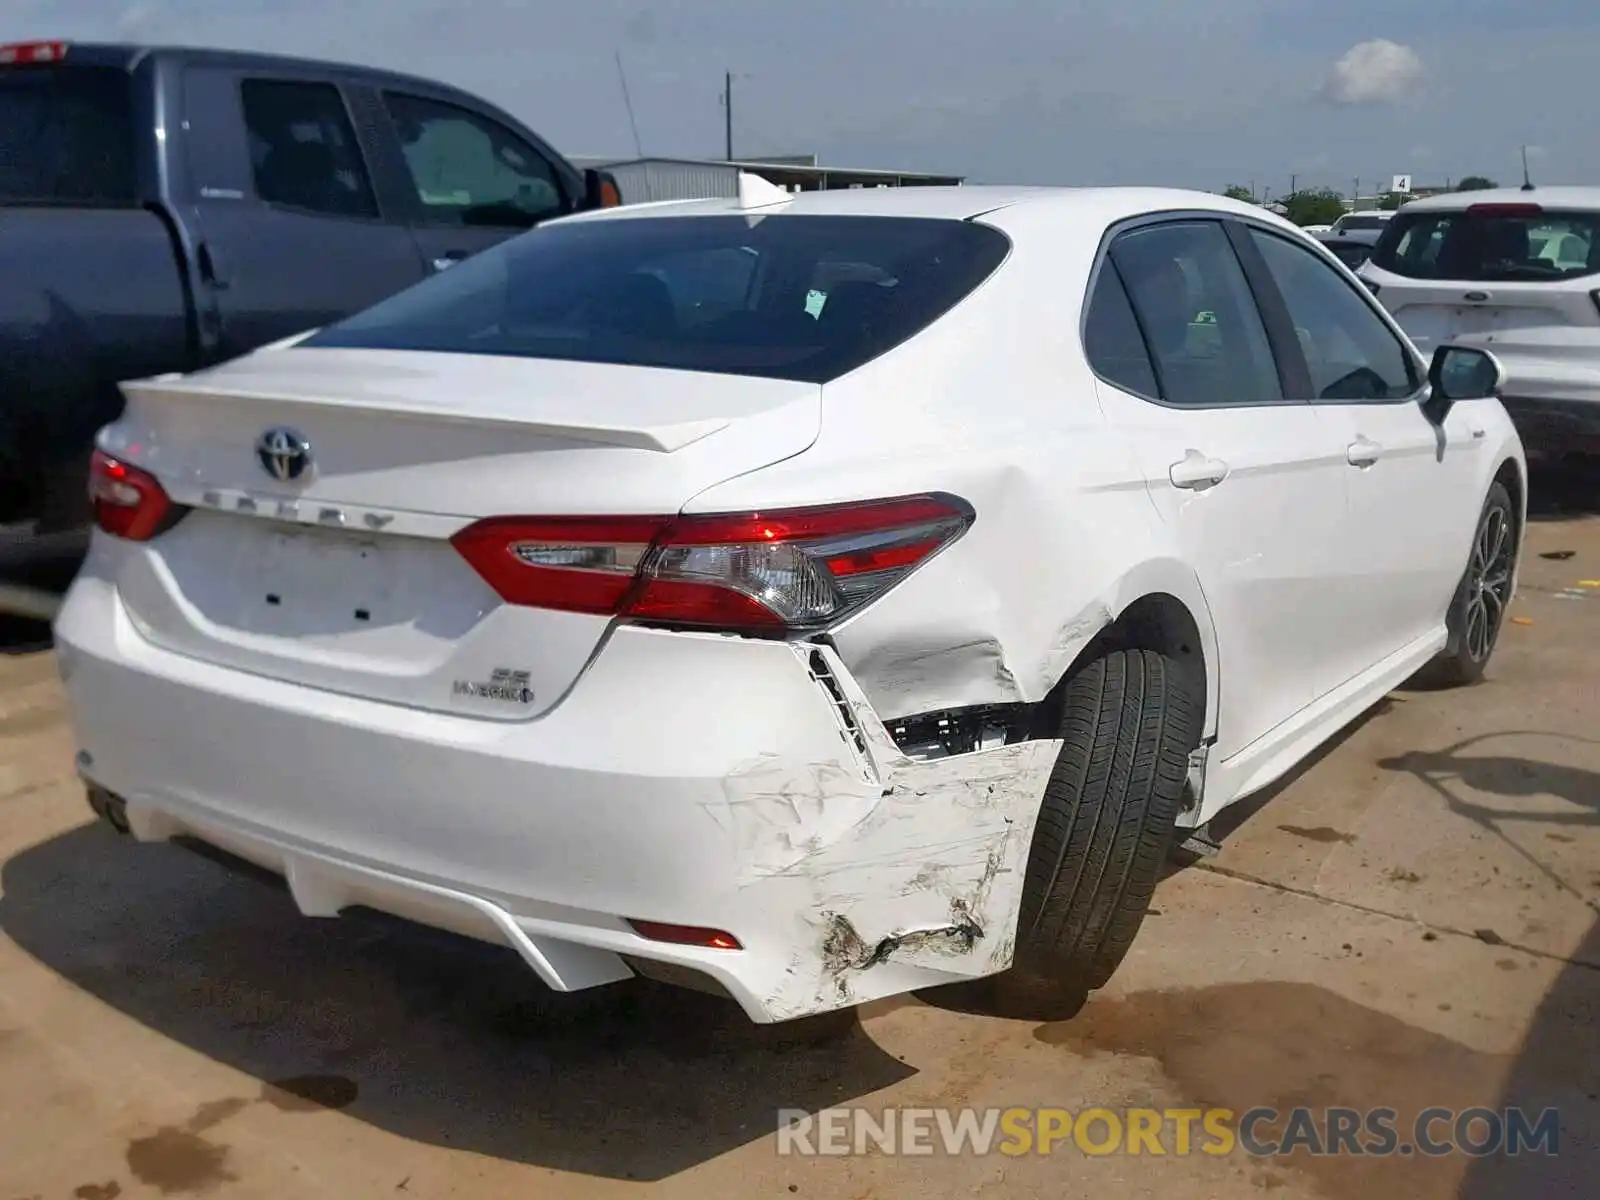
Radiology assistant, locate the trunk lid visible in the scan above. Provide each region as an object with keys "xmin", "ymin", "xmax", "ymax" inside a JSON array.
[{"xmin": 105, "ymin": 346, "xmax": 820, "ymax": 718}]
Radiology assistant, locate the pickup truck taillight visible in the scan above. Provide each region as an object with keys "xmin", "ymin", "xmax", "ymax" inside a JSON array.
[
  {"xmin": 89, "ymin": 449, "xmax": 181, "ymax": 541},
  {"xmin": 451, "ymin": 494, "xmax": 975, "ymax": 635}
]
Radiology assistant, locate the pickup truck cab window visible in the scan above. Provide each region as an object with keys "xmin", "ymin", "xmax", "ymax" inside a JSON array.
[
  {"xmin": 240, "ymin": 78, "xmax": 379, "ymax": 220},
  {"xmin": 383, "ymin": 92, "xmax": 565, "ymax": 229}
]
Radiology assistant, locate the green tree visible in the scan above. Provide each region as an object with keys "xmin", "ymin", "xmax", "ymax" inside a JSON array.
[
  {"xmin": 1456, "ymin": 176, "xmax": 1498, "ymax": 191},
  {"xmin": 1378, "ymin": 191, "xmax": 1407, "ymax": 211},
  {"xmin": 1223, "ymin": 184, "xmax": 1255, "ymax": 202},
  {"xmin": 1282, "ymin": 188, "xmax": 1347, "ymax": 227}
]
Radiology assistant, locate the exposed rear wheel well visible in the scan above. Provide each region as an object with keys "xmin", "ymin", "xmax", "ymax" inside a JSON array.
[{"xmin": 1035, "ymin": 593, "xmax": 1209, "ymax": 737}]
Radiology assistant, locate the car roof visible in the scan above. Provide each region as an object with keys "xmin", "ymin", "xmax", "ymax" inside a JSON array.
[
  {"xmin": 1398, "ymin": 186, "xmax": 1600, "ymax": 214},
  {"xmin": 559, "ymin": 184, "xmax": 1293, "ymax": 230},
  {"xmin": 6, "ymin": 40, "xmax": 490, "ymax": 97}
]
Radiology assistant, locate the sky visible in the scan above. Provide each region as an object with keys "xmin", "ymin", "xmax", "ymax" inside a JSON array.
[{"xmin": 13, "ymin": 0, "xmax": 1600, "ymax": 195}]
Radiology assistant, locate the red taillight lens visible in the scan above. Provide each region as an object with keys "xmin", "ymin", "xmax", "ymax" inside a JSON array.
[
  {"xmin": 0, "ymin": 41, "xmax": 68, "ymax": 65},
  {"xmin": 451, "ymin": 493, "xmax": 974, "ymax": 634},
  {"xmin": 627, "ymin": 920, "xmax": 742, "ymax": 950},
  {"xmin": 89, "ymin": 449, "xmax": 177, "ymax": 541}
]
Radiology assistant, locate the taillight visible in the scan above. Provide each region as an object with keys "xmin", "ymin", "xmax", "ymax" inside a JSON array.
[
  {"xmin": 0, "ymin": 41, "xmax": 68, "ymax": 65},
  {"xmin": 451, "ymin": 493, "xmax": 974, "ymax": 635},
  {"xmin": 89, "ymin": 449, "xmax": 179, "ymax": 541}
]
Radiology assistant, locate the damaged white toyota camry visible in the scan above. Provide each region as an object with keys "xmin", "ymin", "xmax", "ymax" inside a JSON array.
[{"xmin": 57, "ymin": 183, "xmax": 1525, "ymax": 1023}]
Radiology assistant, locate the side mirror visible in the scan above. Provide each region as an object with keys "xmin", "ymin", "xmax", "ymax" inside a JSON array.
[
  {"xmin": 582, "ymin": 168, "xmax": 622, "ymax": 210},
  {"xmin": 1422, "ymin": 344, "xmax": 1505, "ymax": 423}
]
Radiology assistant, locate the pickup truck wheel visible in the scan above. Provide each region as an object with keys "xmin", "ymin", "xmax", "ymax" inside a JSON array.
[
  {"xmin": 1424, "ymin": 481, "xmax": 1517, "ymax": 688},
  {"xmin": 1015, "ymin": 647, "xmax": 1200, "ymax": 993}
]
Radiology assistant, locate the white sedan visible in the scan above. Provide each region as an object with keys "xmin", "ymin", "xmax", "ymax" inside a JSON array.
[{"xmin": 58, "ymin": 184, "xmax": 1524, "ymax": 1023}]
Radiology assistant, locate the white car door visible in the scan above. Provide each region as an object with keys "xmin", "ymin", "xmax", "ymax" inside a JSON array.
[
  {"xmin": 1085, "ymin": 218, "xmax": 1351, "ymax": 763},
  {"xmin": 1240, "ymin": 225, "xmax": 1486, "ymax": 686}
]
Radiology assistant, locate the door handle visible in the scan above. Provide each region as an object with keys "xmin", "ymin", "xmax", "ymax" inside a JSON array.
[
  {"xmin": 1346, "ymin": 437, "xmax": 1382, "ymax": 467},
  {"xmin": 1168, "ymin": 449, "xmax": 1230, "ymax": 491},
  {"xmin": 431, "ymin": 251, "xmax": 469, "ymax": 272}
]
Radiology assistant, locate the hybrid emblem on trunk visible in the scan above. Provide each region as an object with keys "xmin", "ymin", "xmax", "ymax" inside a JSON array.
[{"xmin": 256, "ymin": 427, "xmax": 313, "ymax": 483}]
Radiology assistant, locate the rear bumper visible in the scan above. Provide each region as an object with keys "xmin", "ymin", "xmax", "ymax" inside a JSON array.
[{"xmin": 54, "ymin": 569, "xmax": 1059, "ymax": 1023}]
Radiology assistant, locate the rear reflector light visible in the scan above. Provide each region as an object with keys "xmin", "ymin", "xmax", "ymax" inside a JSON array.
[
  {"xmin": 627, "ymin": 920, "xmax": 742, "ymax": 950},
  {"xmin": 89, "ymin": 449, "xmax": 179, "ymax": 541},
  {"xmin": 1465, "ymin": 203, "xmax": 1543, "ymax": 217},
  {"xmin": 451, "ymin": 493, "xmax": 974, "ymax": 635},
  {"xmin": 0, "ymin": 41, "xmax": 68, "ymax": 65}
]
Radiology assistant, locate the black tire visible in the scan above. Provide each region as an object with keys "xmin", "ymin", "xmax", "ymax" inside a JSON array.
[
  {"xmin": 1425, "ymin": 481, "xmax": 1517, "ymax": 688},
  {"xmin": 1015, "ymin": 647, "xmax": 1201, "ymax": 992}
]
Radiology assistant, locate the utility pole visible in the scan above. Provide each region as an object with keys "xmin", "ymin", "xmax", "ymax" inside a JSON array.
[
  {"xmin": 1289, "ymin": 173, "xmax": 1297, "ymax": 197},
  {"xmin": 1352, "ymin": 177, "xmax": 1359, "ymax": 203},
  {"xmin": 723, "ymin": 70, "xmax": 733, "ymax": 161}
]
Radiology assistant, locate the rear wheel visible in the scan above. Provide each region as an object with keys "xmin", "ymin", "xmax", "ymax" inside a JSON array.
[
  {"xmin": 1014, "ymin": 647, "xmax": 1201, "ymax": 994},
  {"xmin": 1426, "ymin": 481, "xmax": 1517, "ymax": 687}
]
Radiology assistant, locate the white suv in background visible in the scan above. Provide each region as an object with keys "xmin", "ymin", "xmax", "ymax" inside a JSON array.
[{"xmin": 1360, "ymin": 187, "xmax": 1600, "ymax": 455}]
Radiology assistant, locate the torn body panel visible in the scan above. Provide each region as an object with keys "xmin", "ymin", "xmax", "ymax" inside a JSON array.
[{"xmin": 732, "ymin": 644, "xmax": 1062, "ymax": 1021}]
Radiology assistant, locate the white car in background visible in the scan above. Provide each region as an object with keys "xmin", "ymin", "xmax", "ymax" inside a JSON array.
[
  {"xmin": 1333, "ymin": 209, "xmax": 1396, "ymax": 236},
  {"xmin": 58, "ymin": 185, "xmax": 1524, "ymax": 1023},
  {"xmin": 1360, "ymin": 187, "xmax": 1600, "ymax": 455}
]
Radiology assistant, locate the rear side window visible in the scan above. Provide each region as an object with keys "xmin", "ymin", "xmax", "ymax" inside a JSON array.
[
  {"xmin": 240, "ymin": 79, "xmax": 378, "ymax": 219},
  {"xmin": 304, "ymin": 215, "xmax": 1011, "ymax": 384},
  {"xmin": 1109, "ymin": 221, "xmax": 1283, "ymax": 407},
  {"xmin": 1083, "ymin": 264, "xmax": 1159, "ymax": 399},
  {"xmin": 1371, "ymin": 208, "xmax": 1600, "ymax": 281},
  {"xmin": 0, "ymin": 65, "xmax": 135, "ymax": 205}
]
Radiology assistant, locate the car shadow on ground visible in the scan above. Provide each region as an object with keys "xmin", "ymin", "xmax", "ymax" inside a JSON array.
[
  {"xmin": 1526, "ymin": 455, "xmax": 1599, "ymax": 522},
  {"xmin": 0, "ymin": 826, "xmax": 916, "ymax": 1181},
  {"xmin": 1455, "ymin": 913, "xmax": 1600, "ymax": 1200}
]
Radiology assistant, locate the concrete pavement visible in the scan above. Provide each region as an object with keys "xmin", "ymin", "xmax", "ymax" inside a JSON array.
[{"xmin": 1, "ymin": 498, "xmax": 1595, "ymax": 1200}]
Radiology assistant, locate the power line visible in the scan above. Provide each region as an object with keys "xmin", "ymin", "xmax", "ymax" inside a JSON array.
[{"xmin": 614, "ymin": 50, "xmax": 643, "ymax": 157}]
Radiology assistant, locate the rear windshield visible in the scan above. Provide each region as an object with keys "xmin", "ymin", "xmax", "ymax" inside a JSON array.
[
  {"xmin": 1326, "ymin": 242, "xmax": 1372, "ymax": 269},
  {"xmin": 1337, "ymin": 214, "xmax": 1389, "ymax": 232},
  {"xmin": 304, "ymin": 214, "xmax": 1012, "ymax": 383},
  {"xmin": 1370, "ymin": 208, "xmax": 1600, "ymax": 281},
  {"xmin": 0, "ymin": 64, "xmax": 136, "ymax": 206}
]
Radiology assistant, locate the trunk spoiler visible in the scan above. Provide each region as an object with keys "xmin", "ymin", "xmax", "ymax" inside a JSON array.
[{"xmin": 119, "ymin": 374, "xmax": 732, "ymax": 454}]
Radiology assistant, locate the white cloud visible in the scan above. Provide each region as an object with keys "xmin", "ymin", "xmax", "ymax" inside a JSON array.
[
  {"xmin": 1321, "ymin": 39, "xmax": 1424, "ymax": 106},
  {"xmin": 116, "ymin": 3, "xmax": 161, "ymax": 39}
]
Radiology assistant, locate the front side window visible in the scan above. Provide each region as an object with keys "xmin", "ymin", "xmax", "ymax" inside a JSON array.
[
  {"xmin": 0, "ymin": 64, "xmax": 135, "ymax": 205},
  {"xmin": 1371, "ymin": 208, "xmax": 1600, "ymax": 281},
  {"xmin": 384, "ymin": 92, "xmax": 565, "ymax": 229},
  {"xmin": 1109, "ymin": 221, "xmax": 1283, "ymax": 407},
  {"xmin": 240, "ymin": 79, "xmax": 378, "ymax": 219},
  {"xmin": 1249, "ymin": 228, "xmax": 1417, "ymax": 402},
  {"xmin": 304, "ymin": 214, "xmax": 1011, "ymax": 384}
]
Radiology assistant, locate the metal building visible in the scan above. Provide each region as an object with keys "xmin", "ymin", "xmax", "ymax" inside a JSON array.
[{"xmin": 570, "ymin": 155, "xmax": 965, "ymax": 205}]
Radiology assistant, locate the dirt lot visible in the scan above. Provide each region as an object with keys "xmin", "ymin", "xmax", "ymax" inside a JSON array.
[{"xmin": 1, "ymin": 472, "xmax": 1596, "ymax": 1200}]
